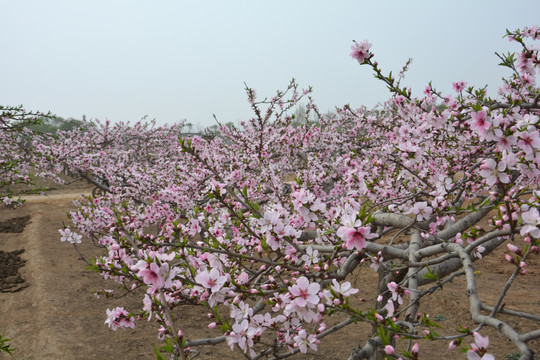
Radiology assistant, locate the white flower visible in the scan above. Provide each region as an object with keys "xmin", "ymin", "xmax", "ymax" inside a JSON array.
[
  {"xmin": 59, "ymin": 228, "xmax": 82, "ymax": 244},
  {"xmin": 330, "ymin": 279, "xmax": 359, "ymax": 297},
  {"xmin": 301, "ymin": 246, "xmax": 319, "ymax": 266},
  {"xmin": 408, "ymin": 201, "xmax": 433, "ymax": 221}
]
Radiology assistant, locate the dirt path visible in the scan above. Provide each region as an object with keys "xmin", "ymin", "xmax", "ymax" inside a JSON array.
[
  {"xmin": 19, "ymin": 191, "xmax": 91, "ymax": 202},
  {"xmin": 0, "ymin": 190, "xmax": 157, "ymax": 360}
]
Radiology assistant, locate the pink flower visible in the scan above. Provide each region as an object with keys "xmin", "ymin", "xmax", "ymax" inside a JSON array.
[
  {"xmin": 310, "ymin": 198, "xmax": 326, "ymax": 213},
  {"xmin": 142, "ymin": 294, "xmax": 153, "ymax": 320},
  {"xmin": 521, "ymin": 207, "xmax": 540, "ymax": 238},
  {"xmin": 135, "ymin": 261, "xmax": 171, "ymax": 290},
  {"xmin": 104, "ymin": 307, "xmax": 135, "ymax": 330},
  {"xmin": 350, "ymin": 40, "xmax": 372, "ymax": 64},
  {"xmin": 387, "ymin": 282, "xmax": 410, "ymax": 305},
  {"xmin": 507, "ymin": 243, "xmax": 521, "ymax": 254},
  {"xmin": 472, "ymin": 332, "xmax": 489, "ymax": 350},
  {"xmin": 293, "ymin": 329, "xmax": 318, "ymax": 353},
  {"xmin": 452, "ymin": 81, "xmax": 467, "ymax": 92},
  {"xmin": 467, "ymin": 351, "xmax": 495, "ymax": 360},
  {"xmin": 473, "ymin": 245, "xmax": 485, "ymax": 259},
  {"xmin": 517, "ymin": 130, "xmax": 540, "ymax": 156},
  {"xmin": 236, "ymin": 272, "xmax": 249, "ymax": 285},
  {"xmin": 384, "ymin": 345, "xmax": 395, "ymax": 355},
  {"xmin": 227, "ymin": 319, "xmax": 255, "ymax": 355},
  {"xmin": 257, "ymin": 209, "xmax": 280, "ymax": 233},
  {"xmin": 467, "ymin": 332, "xmax": 494, "ymax": 360},
  {"xmin": 495, "ymin": 132, "xmax": 517, "ymax": 152},
  {"xmin": 337, "ymin": 214, "xmax": 377, "ymax": 250},
  {"xmin": 384, "ymin": 299, "xmax": 395, "ymax": 317},
  {"xmin": 288, "ymin": 276, "xmax": 320, "ymax": 308},
  {"xmin": 408, "ymin": 201, "xmax": 433, "ymax": 222},
  {"xmin": 59, "ymin": 228, "xmax": 82, "ymax": 244},
  {"xmin": 469, "ymin": 109, "xmax": 491, "ymax": 139},
  {"xmin": 195, "ymin": 268, "xmax": 227, "ymax": 293},
  {"xmin": 291, "ymin": 189, "xmax": 315, "ymax": 208},
  {"xmin": 301, "ymin": 246, "xmax": 319, "ymax": 267},
  {"xmin": 330, "ymin": 279, "xmax": 359, "ymax": 297},
  {"xmin": 340, "ymin": 226, "xmax": 375, "ymax": 250},
  {"xmin": 479, "ymin": 158, "xmax": 510, "ymax": 186},
  {"xmin": 411, "ymin": 342, "xmax": 419, "ymax": 356},
  {"xmin": 369, "ymin": 252, "xmax": 383, "ymax": 271},
  {"xmin": 230, "ymin": 301, "xmax": 253, "ymax": 322}
]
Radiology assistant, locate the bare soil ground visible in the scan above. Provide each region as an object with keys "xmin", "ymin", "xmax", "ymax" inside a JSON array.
[{"xmin": 0, "ymin": 180, "xmax": 539, "ymax": 359}]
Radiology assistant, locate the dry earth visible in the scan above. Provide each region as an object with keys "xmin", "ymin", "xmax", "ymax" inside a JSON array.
[{"xmin": 0, "ymin": 180, "xmax": 539, "ymax": 359}]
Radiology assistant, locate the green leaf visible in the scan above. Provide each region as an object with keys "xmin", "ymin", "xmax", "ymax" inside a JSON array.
[
  {"xmin": 423, "ymin": 265, "xmax": 439, "ymax": 281},
  {"xmin": 433, "ymin": 314, "xmax": 447, "ymax": 322},
  {"xmin": 153, "ymin": 345, "xmax": 168, "ymax": 360},
  {"xmin": 470, "ymin": 102, "xmax": 483, "ymax": 112},
  {"xmin": 376, "ymin": 324, "xmax": 390, "ymax": 345},
  {"xmin": 457, "ymin": 324, "xmax": 471, "ymax": 334},
  {"xmin": 260, "ymin": 235, "xmax": 268, "ymax": 251},
  {"xmin": 402, "ymin": 350, "xmax": 413, "ymax": 358},
  {"xmin": 0, "ymin": 334, "xmax": 15, "ymax": 356}
]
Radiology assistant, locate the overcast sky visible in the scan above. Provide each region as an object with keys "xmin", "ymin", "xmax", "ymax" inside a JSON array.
[{"xmin": 1, "ymin": 1, "xmax": 539, "ymax": 128}]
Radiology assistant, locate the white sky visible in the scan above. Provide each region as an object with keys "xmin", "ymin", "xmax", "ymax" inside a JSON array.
[{"xmin": 1, "ymin": 1, "xmax": 539, "ymax": 128}]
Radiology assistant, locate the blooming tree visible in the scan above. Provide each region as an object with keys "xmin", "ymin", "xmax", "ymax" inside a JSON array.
[
  {"xmin": 0, "ymin": 106, "xmax": 54, "ymax": 207},
  {"xmin": 32, "ymin": 27, "xmax": 540, "ymax": 359}
]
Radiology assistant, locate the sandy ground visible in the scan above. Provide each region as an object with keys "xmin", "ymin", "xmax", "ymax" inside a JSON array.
[{"xmin": 0, "ymin": 181, "xmax": 539, "ymax": 359}]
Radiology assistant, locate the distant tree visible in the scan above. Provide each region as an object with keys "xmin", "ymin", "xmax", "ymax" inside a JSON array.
[
  {"xmin": 292, "ymin": 103, "xmax": 309, "ymax": 126},
  {"xmin": 183, "ymin": 122, "xmax": 194, "ymax": 133},
  {"xmin": 25, "ymin": 115, "xmax": 85, "ymax": 134},
  {"xmin": 205, "ymin": 124, "xmax": 219, "ymax": 134},
  {"xmin": 291, "ymin": 103, "xmax": 328, "ymax": 127},
  {"xmin": 0, "ymin": 105, "xmax": 53, "ymax": 206}
]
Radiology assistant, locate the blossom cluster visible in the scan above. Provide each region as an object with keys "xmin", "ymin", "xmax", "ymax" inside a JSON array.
[{"xmin": 0, "ymin": 106, "xmax": 52, "ymax": 207}]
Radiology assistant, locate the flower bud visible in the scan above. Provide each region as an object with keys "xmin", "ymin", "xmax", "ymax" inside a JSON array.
[
  {"xmin": 384, "ymin": 345, "xmax": 394, "ymax": 355},
  {"xmin": 507, "ymin": 243, "xmax": 521, "ymax": 255},
  {"xmin": 411, "ymin": 342, "xmax": 419, "ymax": 356},
  {"xmin": 505, "ymin": 254, "xmax": 515, "ymax": 263}
]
